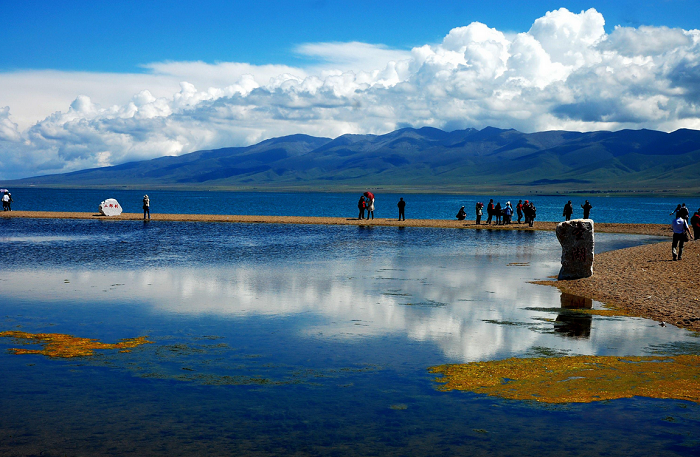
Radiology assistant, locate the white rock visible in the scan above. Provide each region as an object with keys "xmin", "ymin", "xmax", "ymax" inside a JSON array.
[{"xmin": 99, "ymin": 198, "xmax": 122, "ymax": 216}]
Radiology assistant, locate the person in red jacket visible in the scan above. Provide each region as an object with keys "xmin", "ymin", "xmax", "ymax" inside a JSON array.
[{"xmin": 691, "ymin": 209, "xmax": 700, "ymax": 240}]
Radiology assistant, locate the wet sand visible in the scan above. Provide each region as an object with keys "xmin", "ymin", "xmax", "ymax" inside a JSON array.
[{"xmin": 4, "ymin": 210, "xmax": 695, "ymax": 331}]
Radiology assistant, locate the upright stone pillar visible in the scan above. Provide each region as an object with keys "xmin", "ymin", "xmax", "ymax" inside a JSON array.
[{"xmin": 556, "ymin": 219, "xmax": 594, "ymax": 280}]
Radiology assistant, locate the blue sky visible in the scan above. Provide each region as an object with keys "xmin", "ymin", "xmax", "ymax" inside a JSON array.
[
  {"xmin": 0, "ymin": 1, "xmax": 699, "ymax": 179},
  {"xmin": 1, "ymin": 0, "xmax": 695, "ymax": 72}
]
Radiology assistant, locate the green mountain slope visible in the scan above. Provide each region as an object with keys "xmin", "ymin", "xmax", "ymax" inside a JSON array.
[{"xmin": 5, "ymin": 127, "xmax": 700, "ymax": 194}]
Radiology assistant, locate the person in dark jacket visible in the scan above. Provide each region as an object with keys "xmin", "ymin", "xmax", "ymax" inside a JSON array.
[
  {"xmin": 358, "ymin": 196, "xmax": 366, "ymax": 220},
  {"xmin": 494, "ymin": 202, "xmax": 502, "ymax": 225},
  {"xmin": 475, "ymin": 202, "xmax": 483, "ymax": 225},
  {"xmin": 397, "ymin": 198, "xmax": 406, "ymax": 221},
  {"xmin": 691, "ymin": 209, "xmax": 700, "ymax": 240},
  {"xmin": 486, "ymin": 199, "xmax": 494, "ymax": 224},
  {"xmin": 563, "ymin": 201, "xmax": 573, "ymax": 221},
  {"xmin": 581, "ymin": 200, "xmax": 592, "ymax": 219},
  {"xmin": 142, "ymin": 195, "xmax": 150, "ymax": 220},
  {"xmin": 456, "ymin": 206, "xmax": 467, "ymax": 221}
]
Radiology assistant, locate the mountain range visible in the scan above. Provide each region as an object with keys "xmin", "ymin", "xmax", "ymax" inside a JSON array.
[{"xmin": 5, "ymin": 126, "xmax": 700, "ymax": 194}]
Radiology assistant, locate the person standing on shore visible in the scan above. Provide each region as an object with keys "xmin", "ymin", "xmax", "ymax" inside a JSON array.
[
  {"xmin": 516, "ymin": 200, "xmax": 523, "ymax": 223},
  {"xmin": 504, "ymin": 202, "xmax": 513, "ymax": 224},
  {"xmin": 2, "ymin": 191, "xmax": 10, "ymax": 211},
  {"xmin": 563, "ymin": 201, "xmax": 573, "ymax": 221},
  {"xmin": 691, "ymin": 209, "xmax": 700, "ymax": 240},
  {"xmin": 679, "ymin": 203, "xmax": 690, "ymax": 220},
  {"xmin": 582, "ymin": 200, "xmax": 592, "ymax": 219},
  {"xmin": 358, "ymin": 196, "xmax": 366, "ymax": 220},
  {"xmin": 366, "ymin": 196, "xmax": 375, "ymax": 220},
  {"xmin": 475, "ymin": 202, "xmax": 483, "ymax": 225},
  {"xmin": 494, "ymin": 202, "xmax": 502, "ymax": 225},
  {"xmin": 143, "ymin": 195, "xmax": 150, "ymax": 220},
  {"xmin": 672, "ymin": 214, "xmax": 692, "ymax": 260},
  {"xmin": 397, "ymin": 198, "xmax": 406, "ymax": 221},
  {"xmin": 486, "ymin": 199, "xmax": 494, "ymax": 224},
  {"xmin": 528, "ymin": 202, "xmax": 537, "ymax": 227}
]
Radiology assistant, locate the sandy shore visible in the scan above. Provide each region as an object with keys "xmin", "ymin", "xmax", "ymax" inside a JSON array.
[
  {"xmin": 4, "ymin": 210, "xmax": 695, "ymax": 331},
  {"xmin": 0, "ymin": 211, "xmax": 672, "ymax": 237}
]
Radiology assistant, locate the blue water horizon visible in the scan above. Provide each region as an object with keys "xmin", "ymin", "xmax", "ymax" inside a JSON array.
[{"xmin": 4, "ymin": 187, "xmax": 697, "ymax": 225}]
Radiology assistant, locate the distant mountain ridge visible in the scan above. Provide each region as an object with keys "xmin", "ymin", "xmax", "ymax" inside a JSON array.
[{"xmin": 6, "ymin": 126, "xmax": 700, "ymax": 194}]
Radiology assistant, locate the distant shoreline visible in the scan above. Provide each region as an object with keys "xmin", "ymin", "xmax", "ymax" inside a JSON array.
[{"xmin": 0, "ymin": 211, "xmax": 672, "ymax": 237}]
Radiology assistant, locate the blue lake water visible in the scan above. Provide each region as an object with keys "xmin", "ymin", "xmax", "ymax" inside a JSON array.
[
  {"xmin": 1, "ymin": 217, "xmax": 699, "ymax": 455},
  {"xmin": 4, "ymin": 187, "xmax": 700, "ymax": 224}
]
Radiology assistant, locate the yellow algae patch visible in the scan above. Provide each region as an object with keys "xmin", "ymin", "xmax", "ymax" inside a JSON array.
[
  {"xmin": 0, "ymin": 331, "xmax": 153, "ymax": 358},
  {"xmin": 429, "ymin": 355, "xmax": 700, "ymax": 403}
]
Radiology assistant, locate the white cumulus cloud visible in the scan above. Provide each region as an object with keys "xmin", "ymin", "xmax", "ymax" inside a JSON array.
[{"xmin": 2, "ymin": 7, "xmax": 700, "ymax": 180}]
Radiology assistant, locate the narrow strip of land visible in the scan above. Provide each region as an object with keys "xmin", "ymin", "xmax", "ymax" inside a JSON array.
[{"xmin": 0, "ymin": 211, "xmax": 672, "ymax": 237}]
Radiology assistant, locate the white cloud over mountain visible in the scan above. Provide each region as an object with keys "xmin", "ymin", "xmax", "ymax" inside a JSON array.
[{"xmin": 1, "ymin": 7, "xmax": 700, "ymax": 179}]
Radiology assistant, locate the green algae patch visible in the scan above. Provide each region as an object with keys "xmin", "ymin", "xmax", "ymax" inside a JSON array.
[
  {"xmin": 429, "ymin": 355, "xmax": 700, "ymax": 403},
  {"xmin": 0, "ymin": 330, "xmax": 153, "ymax": 358}
]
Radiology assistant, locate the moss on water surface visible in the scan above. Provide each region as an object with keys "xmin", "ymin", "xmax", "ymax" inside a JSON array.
[
  {"xmin": 0, "ymin": 330, "xmax": 153, "ymax": 358},
  {"xmin": 430, "ymin": 355, "xmax": 700, "ymax": 403}
]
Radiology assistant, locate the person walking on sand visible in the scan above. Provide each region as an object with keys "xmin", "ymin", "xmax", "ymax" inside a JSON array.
[
  {"xmin": 691, "ymin": 209, "xmax": 700, "ymax": 240},
  {"xmin": 397, "ymin": 198, "xmax": 406, "ymax": 221},
  {"xmin": 672, "ymin": 214, "xmax": 692, "ymax": 260},
  {"xmin": 358, "ymin": 196, "xmax": 366, "ymax": 220},
  {"xmin": 142, "ymin": 195, "xmax": 150, "ymax": 220},
  {"xmin": 475, "ymin": 202, "xmax": 483, "ymax": 225},
  {"xmin": 679, "ymin": 203, "xmax": 690, "ymax": 220},
  {"xmin": 486, "ymin": 199, "xmax": 494, "ymax": 224},
  {"xmin": 516, "ymin": 200, "xmax": 523, "ymax": 223},
  {"xmin": 581, "ymin": 200, "xmax": 592, "ymax": 219},
  {"xmin": 563, "ymin": 201, "xmax": 573, "ymax": 221}
]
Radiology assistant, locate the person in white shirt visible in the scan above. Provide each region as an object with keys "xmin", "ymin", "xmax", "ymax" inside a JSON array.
[{"xmin": 671, "ymin": 215, "xmax": 691, "ymax": 261}]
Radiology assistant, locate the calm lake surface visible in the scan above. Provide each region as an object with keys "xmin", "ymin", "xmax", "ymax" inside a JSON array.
[
  {"xmin": 5, "ymin": 187, "xmax": 700, "ymax": 224},
  {"xmin": 1, "ymin": 217, "xmax": 699, "ymax": 456}
]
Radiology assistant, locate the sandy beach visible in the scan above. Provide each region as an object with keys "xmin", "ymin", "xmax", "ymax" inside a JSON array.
[{"xmin": 3, "ymin": 210, "xmax": 696, "ymax": 331}]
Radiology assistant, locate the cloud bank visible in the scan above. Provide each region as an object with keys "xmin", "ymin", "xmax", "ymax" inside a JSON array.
[{"xmin": 1, "ymin": 8, "xmax": 700, "ymax": 180}]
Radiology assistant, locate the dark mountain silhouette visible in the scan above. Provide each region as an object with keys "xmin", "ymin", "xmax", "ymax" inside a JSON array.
[{"xmin": 6, "ymin": 126, "xmax": 700, "ymax": 193}]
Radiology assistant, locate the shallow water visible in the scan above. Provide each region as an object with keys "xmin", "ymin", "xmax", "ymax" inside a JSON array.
[{"xmin": 1, "ymin": 219, "xmax": 698, "ymax": 456}]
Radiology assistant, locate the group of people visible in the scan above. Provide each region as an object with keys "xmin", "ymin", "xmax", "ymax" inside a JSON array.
[
  {"xmin": 2, "ymin": 190, "xmax": 12, "ymax": 211},
  {"xmin": 562, "ymin": 200, "xmax": 593, "ymax": 221},
  {"xmin": 357, "ymin": 192, "xmax": 375, "ymax": 220},
  {"xmin": 671, "ymin": 203, "xmax": 700, "ymax": 261},
  {"xmin": 467, "ymin": 199, "xmax": 538, "ymax": 227}
]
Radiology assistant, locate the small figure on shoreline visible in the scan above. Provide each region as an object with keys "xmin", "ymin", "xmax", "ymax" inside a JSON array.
[
  {"xmin": 143, "ymin": 195, "xmax": 150, "ymax": 220},
  {"xmin": 358, "ymin": 196, "xmax": 366, "ymax": 220},
  {"xmin": 671, "ymin": 214, "xmax": 692, "ymax": 260},
  {"xmin": 691, "ymin": 208, "xmax": 700, "ymax": 240},
  {"xmin": 494, "ymin": 202, "xmax": 502, "ymax": 225},
  {"xmin": 504, "ymin": 201, "xmax": 513, "ymax": 224},
  {"xmin": 397, "ymin": 198, "xmax": 406, "ymax": 221},
  {"xmin": 456, "ymin": 206, "xmax": 466, "ymax": 221},
  {"xmin": 364, "ymin": 192, "xmax": 375, "ymax": 220},
  {"xmin": 563, "ymin": 201, "xmax": 573, "ymax": 221},
  {"xmin": 525, "ymin": 201, "xmax": 536, "ymax": 227},
  {"xmin": 516, "ymin": 200, "xmax": 523, "ymax": 223},
  {"xmin": 2, "ymin": 191, "xmax": 12, "ymax": 211},
  {"xmin": 486, "ymin": 199, "xmax": 494, "ymax": 224},
  {"xmin": 581, "ymin": 200, "xmax": 592, "ymax": 219},
  {"xmin": 475, "ymin": 202, "xmax": 483, "ymax": 225}
]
